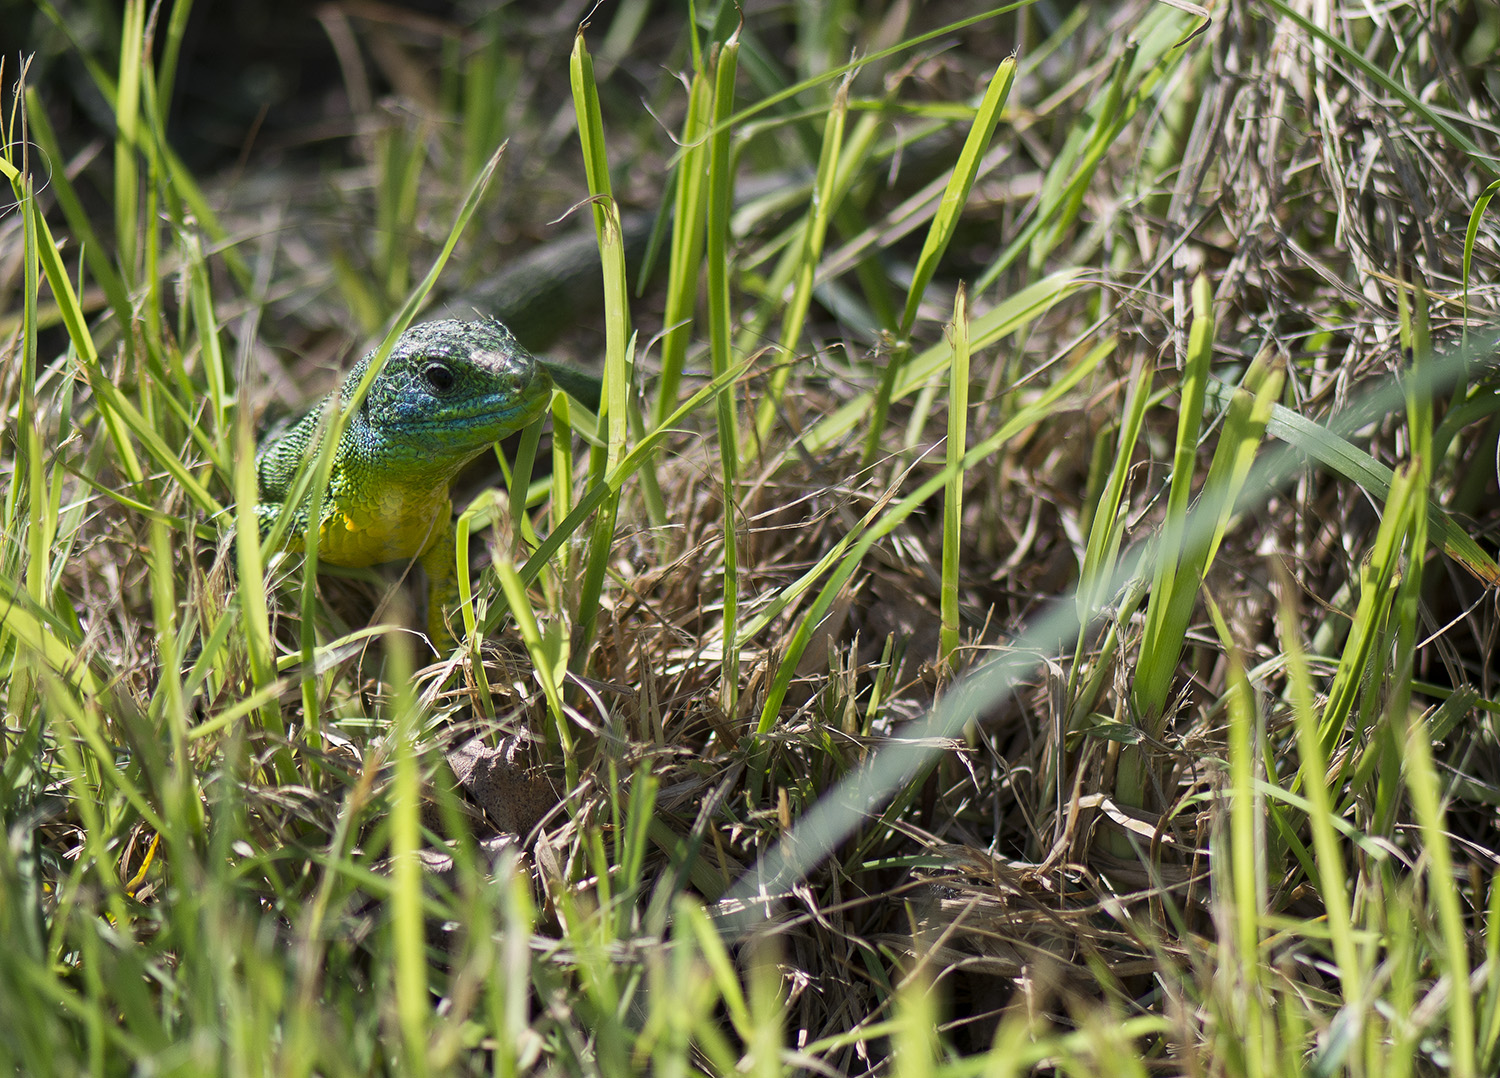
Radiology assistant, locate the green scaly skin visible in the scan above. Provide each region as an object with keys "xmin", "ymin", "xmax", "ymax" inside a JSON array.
[{"xmin": 256, "ymin": 318, "xmax": 553, "ymax": 642}]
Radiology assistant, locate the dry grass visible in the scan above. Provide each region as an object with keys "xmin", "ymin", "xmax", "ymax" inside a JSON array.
[{"xmin": 5, "ymin": 1, "xmax": 1500, "ymax": 1075}]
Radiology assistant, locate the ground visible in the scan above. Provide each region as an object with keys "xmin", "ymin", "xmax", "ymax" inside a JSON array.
[{"xmin": 3, "ymin": 2, "xmax": 1500, "ymax": 1075}]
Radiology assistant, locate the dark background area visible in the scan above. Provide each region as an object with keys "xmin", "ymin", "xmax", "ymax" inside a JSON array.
[{"xmin": 7, "ymin": 0, "xmax": 460, "ymax": 170}]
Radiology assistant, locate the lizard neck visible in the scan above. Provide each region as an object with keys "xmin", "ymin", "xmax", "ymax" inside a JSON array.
[
  {"xmin": 341, "ymin": 414, "xmax": 482, "ymax": 488},
  {"xmin": 316, "ymin": 420, "xmax": 477, "ymax": 568}
]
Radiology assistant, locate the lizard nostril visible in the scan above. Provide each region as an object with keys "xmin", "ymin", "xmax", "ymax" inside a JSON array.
[{"xmin": 423, "ymin": 362, "xmax": 456, "ymax": 394}]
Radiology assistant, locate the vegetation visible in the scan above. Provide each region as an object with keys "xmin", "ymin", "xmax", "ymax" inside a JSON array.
[{"xmin": 3, "ymin": 0, "xmax": 1500, "ymax": 1074}]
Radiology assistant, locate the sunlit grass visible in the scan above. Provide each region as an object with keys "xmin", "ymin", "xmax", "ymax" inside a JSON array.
[{"xmin": 4, "ymin": 0, "xmax": 1500, "ymax": 1075}]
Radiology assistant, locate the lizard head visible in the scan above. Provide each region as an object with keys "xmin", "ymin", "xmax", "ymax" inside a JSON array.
[{"xmin": 356, "ymin": 318, "xmax": 553, "ymax": 458}]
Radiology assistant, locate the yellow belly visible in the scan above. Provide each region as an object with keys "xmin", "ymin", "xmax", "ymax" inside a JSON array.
[{"xmin": 317, "ymin": 484, "xmax": 451, "ymax": 568}]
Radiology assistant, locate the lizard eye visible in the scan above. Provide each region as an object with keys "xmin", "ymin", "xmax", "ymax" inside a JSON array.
[{"xmin": 422, "ymin": 362, "xmax": 456, "ymax": 394}]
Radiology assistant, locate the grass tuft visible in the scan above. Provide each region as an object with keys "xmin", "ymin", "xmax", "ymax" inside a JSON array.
[{"xmin": 5, "ymin": 1, "xmax": 1500, "ymax": 1074}]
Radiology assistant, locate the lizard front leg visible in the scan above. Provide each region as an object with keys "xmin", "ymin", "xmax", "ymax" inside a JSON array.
[{"xmin": 419, "ymin": 521, "xmax": 461, "ymax": 643}]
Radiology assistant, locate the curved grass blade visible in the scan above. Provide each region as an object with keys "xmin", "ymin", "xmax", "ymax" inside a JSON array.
[{"xmin": 1202, "ymin": 381, "xmax": 1500, "ymax": 586}]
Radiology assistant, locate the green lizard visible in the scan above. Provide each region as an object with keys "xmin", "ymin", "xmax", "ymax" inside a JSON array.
[{"xmin": 255, "ymin": 318, "xmax": 553, "ymax": 642}]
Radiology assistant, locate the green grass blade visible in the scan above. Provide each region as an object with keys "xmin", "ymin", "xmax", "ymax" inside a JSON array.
[
  {"xmin": 753, "ymin": 75, "xmax": 849, "ymax": 444},
  {"xmin": 1461, "ymin": 179, "xmax": 1500, "ymax": 328},
  {"xmin": 899, "ymin": 57, "xmax": 1015, "ymax": 336},
  {"xmin": 495, "ymin": 555, "xmax": 575, "ymax": 790},
  {"xmin": 1402, "ymin": 709, "xmax": 1477, "ymax": 1078},
  {"xmin": 655, "ymin": 68, "xmax": 713, "ymax": 429},
  {"xmin": 1076, "ymin": 356, "xmax": 1148, "ymax": 624},
  {"xmin": 938, "ymin": 285, "xmax": 970, "ymax": 671},
  {"xmin": 26, "ymin": 205, "xmax": 144, "ymax": 485},
  {"xmin": 1133, "ymin": 273, "xmax": 1215, "ymax": 724},
  {"xmin": 1311, "ymin": 462, "xmax": 1422, "ymax": 779},
  {"xmin": 1206, "ymin": 591, "xmax": 1268, "ymax": 1074},
  {"xmin": 706, "ymin": 36, "xmax": 742, "ymax": 713},
  {"xmin": 569, "ymin": 32, "xmax": 633, "ymax": 670},
  {"xmin": 1200, "ymin": 353, "xmax": 1285, "ymax": 569},
  {"xmin": 384, "ymin": 628, "xmax": 431, "ymax": 1077},
  {"xmin": 113, "ymin": 0, "xmax": 144, "ymax": 278},
  {"xmin": 1482, "ymin": 877, "xmax": 1500, "ymax": 1069}
]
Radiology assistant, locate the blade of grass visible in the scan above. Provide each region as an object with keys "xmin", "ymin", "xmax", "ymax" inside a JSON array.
[
  {"xmin": 570, "ymin": 31, "xmax": 635, "ymax": 672},
  {"xmin": 1276, "ymin": 554, "xmax": 1372, "ymax": 1016},
  {"xmin": 1205, "ymin": 590, "xmax": 1268, "ymax": 1074},
  {"xmin": 495, "ymin": 555, "xmax": 575, "ymax": 793},
  {"xmin": 862, "ymin": 56, "xmax": 1015, "ymax": 467},
  {"xmin": 232, "ymin": 403, "xmax": 287, "ymax": 764},
  {"xmin": 901, "ymin": 58, "xmax": 1015, "ymax": 337},
  {"xmin": 1481, "ymin": 876, "xmax": 1500, "ymax": 1070},
  {"xmin": 1370, "ymin": 276, "xmax": 1435, "ymax": 834},
  {"xmin": 1126, "ymin": 327, "xmax": 1282, "ymax": 819},
  {"xmin": 938, "ymin": 284, "xmax": 970, "ymax": 671},
  {"xmin": 654, "ymin": 67, "xmax": 712, "ymax": 430},
  {"xmin": 1073, "ymin": 355, "xmax": 1148, "ymax": 645},
  {"xmin": 25, "ymin": 199, "xmax": 144, "ymax": 487},
  {"xmin": 113, "ymin": 0, "xmax": 144, "ymax": 279},
  {"xmin": 1132, "ymin": 273, "xmax": 1215, "ymax": 726},
  {"xmin": 384, "ymin": 626, "xmax": 430, "ymax": 1078},
  {"xmin": 706, "ymin": 35, "xmax": 742, "ymax": 715},
  {"xmin": 1203, "ymin": 377, "xmax": 1500, "ymax": 586},
  {"xmin": 752, "ymin": 73, "xmax": 849, "ymax": 445},
  {"xmin": 1307, "ymin": 464, "xmax": 1419, "ymax": 786},
  {"xmin": 1402, "ymin": 708, "xmax": 1477, "ymax": 1078},
  {"xmin": 1462, "ymin": 179, "xmax": 1500, "ymax": 332}
]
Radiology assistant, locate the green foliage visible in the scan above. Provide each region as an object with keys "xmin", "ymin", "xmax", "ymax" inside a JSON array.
[{"xmin": 4, "ymin": 1, "xmax": 1500, "ymax": 1075}]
